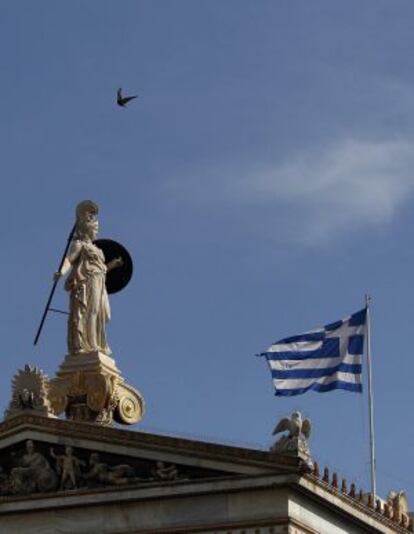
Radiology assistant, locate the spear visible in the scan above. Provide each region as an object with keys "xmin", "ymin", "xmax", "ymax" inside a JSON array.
[{"xmin": 33, "ymin": 223, "xmax": 76, "ymax": 345}]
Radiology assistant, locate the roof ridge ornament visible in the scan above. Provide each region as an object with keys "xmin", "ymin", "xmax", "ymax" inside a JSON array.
[
  {"xmin": 5, "ymin": 365, "xmax": 55, "ymax": 420},
  {"xmin": 270, "ymin": 411, "xmax": 313, "ymax": 470}
]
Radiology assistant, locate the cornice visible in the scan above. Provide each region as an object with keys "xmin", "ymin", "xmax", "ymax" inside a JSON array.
[{"xmin": 0, "ymin": 415, "xmax": 300, "ymax": 473}]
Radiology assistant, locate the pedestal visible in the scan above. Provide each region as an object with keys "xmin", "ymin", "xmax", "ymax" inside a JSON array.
[{"xmin": 48, "ymin": 351, "xmax": 145, "ymax": 426}]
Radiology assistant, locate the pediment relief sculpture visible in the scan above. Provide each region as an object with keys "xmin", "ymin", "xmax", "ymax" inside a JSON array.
[
  {"xmin": 10, "ymin": 440, "xmax": 57, "ymax": 495},
  {"xmin": 0, "ymin": 439, "xmax": 224, "ymax": 498}
]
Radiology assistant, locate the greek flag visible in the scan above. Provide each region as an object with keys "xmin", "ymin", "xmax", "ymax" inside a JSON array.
[{"xmin": 260, "ymin": 308, "xmax": 367, "ymax": 396}]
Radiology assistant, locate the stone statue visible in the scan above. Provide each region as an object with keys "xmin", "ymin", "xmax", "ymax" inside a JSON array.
[
  {"xmin": 10, "ymin": 440, "xmax": 58, "ymax": 494},
  {"xmin": 50, "ymin": 446, "xmax": 85, "ymax": 490},
  {"xmin": 83, "ymin": 452, "xmax": 137, "ymax": 486},
  {"xmin": 55, "ymin": 201, "xmax": 123, "ymax": 356},
  {"xmin": 19, "ymin": 388, "xmax": 34, "ymax": 408},
  {"xmin": 153, "ymin": 461, "xmax": 179, "ymax": 481},
  {"xmin": 271, "ymin": 411, "xmax": 312, "ymax": 469},
  {"xmin": 387, "ymin": 490, "xmax": 409, "ymax": 523},
  {"xmin": 273, "ymin": 411, "xmax": 311, "ymax": 441}
]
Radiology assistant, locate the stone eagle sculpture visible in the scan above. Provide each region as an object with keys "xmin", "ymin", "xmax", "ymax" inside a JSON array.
[
  {"xmin": 272, "ymin": 411, "xmax": 311, "ymax": 440},
  {"xmin": 271, "ymin": 411, "xmax": 312, "ymax": 469}
]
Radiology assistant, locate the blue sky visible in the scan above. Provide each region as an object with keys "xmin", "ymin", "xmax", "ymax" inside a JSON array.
[{"xmin": 1, "ymin": 1, "xmax": 414, "ymax": 501}]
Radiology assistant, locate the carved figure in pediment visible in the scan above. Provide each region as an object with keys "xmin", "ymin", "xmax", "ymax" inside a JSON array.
[
  {"xmin": 50, "ymin": 446, "xmax": 86, "ymax": 490},
  {"xmin": 83, "ymin": 452, "xmax": 136, "ymax": 486},
  {"xmin": 10, "ymin": 440, "xmax": 58, "ymax": 495},
  {"xmin": 153, "ymin": 461, "xmax": 179, "ymax": 481},
  {"xmin": 0, "ymin": 467, "xmax": 10, "ymax": 495}
]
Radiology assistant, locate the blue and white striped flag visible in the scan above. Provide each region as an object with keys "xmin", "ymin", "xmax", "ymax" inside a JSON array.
[{"xmin": 260, "ymin": 308, "xmax": 367, "ymax": 396}]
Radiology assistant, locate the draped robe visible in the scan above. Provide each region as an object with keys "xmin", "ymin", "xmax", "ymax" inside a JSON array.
[{"xmin": 64, "ymin": 240, "xmax": 111, "ymax": 355}]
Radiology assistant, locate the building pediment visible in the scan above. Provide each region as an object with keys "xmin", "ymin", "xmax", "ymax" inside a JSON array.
[{"xmin": 0, "ymin": 414, "xmax": 302, "ymax": 509}]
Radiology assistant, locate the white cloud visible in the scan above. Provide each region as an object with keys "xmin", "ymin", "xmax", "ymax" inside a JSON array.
[
  {"xmin": 165, "ymin": 137, "xmax": 414, "ymax": 244},
  {"xmin": 247, "ymin": 138, "xmax": 414, "ymax": 242}
]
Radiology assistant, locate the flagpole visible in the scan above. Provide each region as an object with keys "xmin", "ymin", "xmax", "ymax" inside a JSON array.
[{"xmin": 365, "ymin": 294, "xmax": 376, "ymax": 499}]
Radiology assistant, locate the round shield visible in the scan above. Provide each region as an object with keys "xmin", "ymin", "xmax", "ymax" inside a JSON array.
[{"xmin": 94, "ymin": 239, "xmax": 133, "ymax": 294}]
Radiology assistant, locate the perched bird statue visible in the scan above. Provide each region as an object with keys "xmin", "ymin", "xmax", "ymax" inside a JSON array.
[
  {"xmin": 117, "ymin": 88, "xmax": 138, "ymax": 108},
  {"xmin": 271, "ymin": 411, "xmax": 313, "ymax": 469},
  {"xmin": 273, "ymin": 411, "xmax": 311, "ymax": 440}
]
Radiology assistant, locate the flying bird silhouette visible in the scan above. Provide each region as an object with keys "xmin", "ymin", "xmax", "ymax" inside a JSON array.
[{"xmin": 117, "ymin": 88, "xmax": 138, "ymax": 108}]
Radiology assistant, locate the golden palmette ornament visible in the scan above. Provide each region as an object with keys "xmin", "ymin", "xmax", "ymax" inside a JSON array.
[{"xmin": 5, "ymin": 365, "xmax": 55, "ymax": 420}]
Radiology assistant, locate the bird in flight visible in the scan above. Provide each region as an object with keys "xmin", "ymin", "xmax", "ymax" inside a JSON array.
[{"xmin": 117, "ymin": 88, "xmax": 138, "ymax": 108}]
